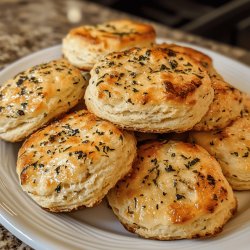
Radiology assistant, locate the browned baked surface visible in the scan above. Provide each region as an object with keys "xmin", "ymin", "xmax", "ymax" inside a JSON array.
[
  {"xmin": 17, "ymin": 109, "xmax": 137, "ymax": 212},
  {"xmin": 85, "ymin": 46, "xmax": 213, "ymax": 132},
  {"xmin": 107, "ymin": 140, "xmax": 236, "ymax": 240}
]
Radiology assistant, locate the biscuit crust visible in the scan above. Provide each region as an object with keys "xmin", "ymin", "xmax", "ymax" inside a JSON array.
[
  {"xmin": 190, "ymin": 115, "xmax": 250, "ymax": 190},
  {"xmin": 16, "ymin": 110, "xmax": 137, "ymax": 212},
  {"xmin": 193, "ymin": 76, "xmax": 244, "ymax": 131},
  {"xmin": 85, "ymin": 46, "xmax": 213, "ymax": 133},
  {"xmin": 62, "ymin": 19, "xmax": 156, "ymax": 70},
  {"xmin": 165, "ymin": 43, "xmax": 213, "ymax": 72},
  {"xmin": 0, "ymin": 59, "xmax": 87, "ymax": 142},
  {"xmin": 159, "ymin": 43, "xmax": 245, "ymax": 131},
  {"xmin": 107, "ymin": 140, "xmax": 236, "ymax": 240}
]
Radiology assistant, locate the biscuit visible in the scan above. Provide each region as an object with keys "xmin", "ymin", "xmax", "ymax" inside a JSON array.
[
  {"xmin": 107, "ymin": 140, "xmax": 236, "ymax": 240},
  {"xmin": 16, "ymin": 110, "xmax": 137, "ymax": 212},
  {"xmin": 193, "ymin": 76, "xmax": 245, "ymax": 131},
  {"xmin": 159, "ymin": 43, "xmax": 245, "ymax": 131},
  {"xmin": 85, "ymin": 46, "xmax": 214, "ymax": 133},
  {"xmin": 0, "ymin": 59, "xmax": 87, "ymax": 142},
  {"xmin": 62, "ymin": 19, "xmax": 156, "ymax": 70},
  {"xmin": 190, "ymin": 115, "xmax": 250, "ymax": 190}
]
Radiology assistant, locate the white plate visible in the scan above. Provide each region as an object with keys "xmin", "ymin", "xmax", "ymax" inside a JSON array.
[{"xmin": 0, "ymin": 39, "xmax": 250, "ymax": 250}]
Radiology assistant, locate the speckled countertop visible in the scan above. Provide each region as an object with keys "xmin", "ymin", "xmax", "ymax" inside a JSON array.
[{"xmin": 0, "ymin": 0, "xmax": 249, "ymax": 249}]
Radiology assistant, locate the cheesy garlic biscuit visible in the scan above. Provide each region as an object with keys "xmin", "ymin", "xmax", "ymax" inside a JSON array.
[
  {"xmin": 107, "ymin": 140, "xmax": 236, "ymax": 240},
  {"xmin": 16, "ymin": 110, "xmax": 137, "ymax": 212},
  {"xmin": 190, "ymin": 115, "xmax": 250, "ymax": 190},
  {"xmin": 62, "ymin": 19, "xmax": 156, "ymax": 70},
  {"xmin": 85, "ymin": 46, "xmax": 213, "ymax": 133},
  {"xmin": 193, "ymin": 75, "xmax": 244, "ymax": 131},
  {"xmin": 0, "ymin": 59, "xmax": 87, "ymax": 142},
  {"xmin": 160, "ymin": 43, "xmax": 245, "ymax": 131}
]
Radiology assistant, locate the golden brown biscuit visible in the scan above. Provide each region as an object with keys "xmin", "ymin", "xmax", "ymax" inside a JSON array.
[
  {"xmin": 16, "ymin": 110, "xmax": 137, "ymax": 212},
  {"xmin": 0, "ymin": 59, "xmax": 87, "ymax": 142},
  {"xmin": 159, "ymin": 43, "xmax": 245, "ymax": 131},
  {"xmin": 85, "ymin": 46, "xmax": 213, "ymax": 133},
  {"xmin": 190, "ymin": 115, "xmax": 250, "ymax": 190},
  {"xmin": 193, "ymin": 76, "xmax": 245, "ymax": 131},
  {"xmin": 107, "ymin": 140, "xmax": 236, "ymax": 240},
  {"xmin": 62, "ymin": 19, "xmax": 156, "ymax": 70}
]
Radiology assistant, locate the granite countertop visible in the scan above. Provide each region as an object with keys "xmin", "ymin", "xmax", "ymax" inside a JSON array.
[{"xmin": 0, "ymin": 0, "xmax": 249, "ymax": 249}]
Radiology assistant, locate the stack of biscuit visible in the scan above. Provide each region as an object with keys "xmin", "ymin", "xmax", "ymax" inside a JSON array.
[{"xmin": 0, "ymin": 19, "xmax": 249, "ymax": 240}]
